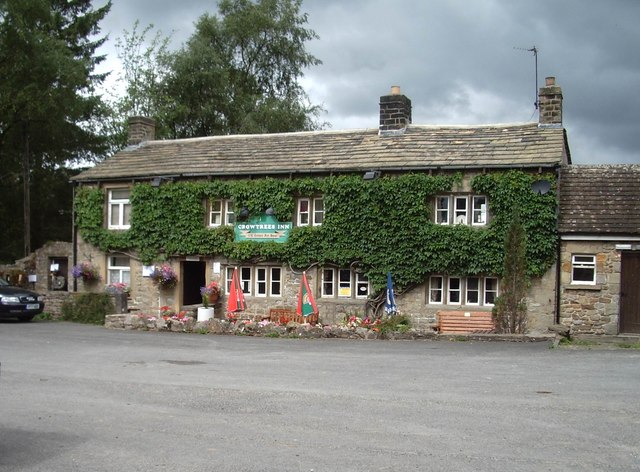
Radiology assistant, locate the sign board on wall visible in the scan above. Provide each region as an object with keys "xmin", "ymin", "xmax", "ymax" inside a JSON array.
[{"xmin": 234, "ymin": 215, "xmax": 292, "ymax": 243}]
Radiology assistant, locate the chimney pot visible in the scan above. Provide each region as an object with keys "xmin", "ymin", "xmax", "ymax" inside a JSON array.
[
  {"xmin": 545, "ymin": 76, "xmax": 556, "ymax": 86},
  {"xmin": 390, "ymin": 85, "xmax": 401, "ymax": 95}
]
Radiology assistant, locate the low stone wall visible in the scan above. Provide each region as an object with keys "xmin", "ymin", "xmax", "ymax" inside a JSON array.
[{"xmin": 104, "ymin": 314, "xmax": 555, "ymax": 343}]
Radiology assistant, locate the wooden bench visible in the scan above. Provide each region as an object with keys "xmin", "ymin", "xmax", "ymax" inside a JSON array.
[
  {"xmin": 437, "ymin": 311, "xmax": 495, "ymax": 334},
  {"xmin": 268, "ymin": 308, "xmax": 318, "ymax": 325}
]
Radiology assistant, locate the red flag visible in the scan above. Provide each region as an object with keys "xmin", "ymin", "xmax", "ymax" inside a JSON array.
[
  {"xmin": 296, "ymin": 271, "xmax": 318, "ymax": 317},
  {"xmin": 227, "ymin": 267, "xmax": 246, "ymax": 313}
]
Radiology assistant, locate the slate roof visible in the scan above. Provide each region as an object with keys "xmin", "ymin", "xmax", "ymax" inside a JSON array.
[
  {"xmin": 72, "ymin": 122, "xmax": 568, "ymax": 182},
  {"xmin": 559, "ymin": 165, "xmax": 640, "ymax": 235}
]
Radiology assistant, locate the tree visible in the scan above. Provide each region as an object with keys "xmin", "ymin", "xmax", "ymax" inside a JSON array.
[
  {"xmin": 111, "ymin": 0, "xmax": 324, "ymax": 141},
  {"xmin": 0, "ymin": 0, "xmax": 111, "ymax": 258},
  {"xmin": 492, "ymin": 213, "xmax": 529, "ymax": 334}
]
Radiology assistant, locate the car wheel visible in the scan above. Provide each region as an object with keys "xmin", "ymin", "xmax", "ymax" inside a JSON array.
[{"xmin": 18, "ymin": 315, "xmax": 34, "ymax": 322}]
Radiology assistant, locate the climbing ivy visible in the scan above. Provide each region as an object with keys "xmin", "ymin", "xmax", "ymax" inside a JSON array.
[{"xmin": 74, "ymin": 171, "xmax": 557, "ymax": 292}]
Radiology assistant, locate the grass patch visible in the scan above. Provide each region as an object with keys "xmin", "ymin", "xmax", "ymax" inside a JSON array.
[
  {"xmin": 617, "ymin": 342, "xmax": 640, "ymax": 349},
  {"xmin": 558, "ymin": 338, "xmax": 599, "ymax": 347}
]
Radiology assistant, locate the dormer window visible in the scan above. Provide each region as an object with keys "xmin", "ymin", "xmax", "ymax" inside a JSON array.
[{"xmin": 108, "ymin": 188, "xmax": 131, "ymax": 229}]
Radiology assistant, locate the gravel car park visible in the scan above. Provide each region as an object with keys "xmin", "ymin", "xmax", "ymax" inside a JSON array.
[{"xmin": 0, "ymin": 278, "xmax": 45, "ymax": 321}]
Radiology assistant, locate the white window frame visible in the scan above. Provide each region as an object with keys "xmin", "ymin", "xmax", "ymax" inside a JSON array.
[
  {"xmin": 108, "ymin": 188, "xmax": 131, "ymax": 229},
  {"xmin": 321, "ymin": 268, "xmax": 335, "ymax": 297},
  {"xmin": 448, "ymin": 277, "xmax": 462, "ymax": 305},
  {"xmin": 321, "ymin": 267, "xmax": 364, "ymax": 299},
  {"xmin": 571, "ymin": 255, "xmax": 597, "ymax": 285},
  {"xmin": 209, "ymin": 199, "xmax": 235, "ymax": 227},
  {"xmin": 107, "ymin": 254, "xmax": 130, "ymax": 285},
  {"xmin": 297, "ymin": 197, "xmax": 324, "ymax": 226},
  {"xmin": 435, "ymin": 196, "xmax": 450, "ymax": 225},
  {"xmin": 434, "ymin": 195, "xmax": 488, "ymax": 227},
  {"xmin": 254, "ymin": 266, "xmax": 282, "ymax": 297},
  {"xmin": 225, "ymin": 266, "xmax": 253, "ymax": 295},
  {"xmin": 355, "ymin": 272, "xmax": 370, "ymax": 299},
  {"xmin": 484, "ymin": 277, "xmax": 498, "ymax": 306},
  {"xmin": 472, "ymin": 196, "xmax": 487, "ymax": 226},
  {"xmin": 466, "ymin": 276, "xmax": 480, "ymax": 305},
  {"xmin": 429, "ymin": 276, "xmax": 444, "ymax": 304}
]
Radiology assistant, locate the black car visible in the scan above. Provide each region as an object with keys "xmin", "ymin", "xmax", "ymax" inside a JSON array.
[{"xmin": 0, "ymin": 278, "xmax": 45, "ymax": 322}]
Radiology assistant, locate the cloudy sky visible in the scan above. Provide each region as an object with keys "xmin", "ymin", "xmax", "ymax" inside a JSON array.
[{"xmin": 97, "ymin": 0, "xmax": 640, "ymax": 165}]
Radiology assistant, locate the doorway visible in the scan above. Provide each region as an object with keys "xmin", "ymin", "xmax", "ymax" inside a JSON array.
[
  {"xmin": 182, "ymin": 261, "xmax": 206, "ymax": 306},
  {"xmin": 620, "ymin": 251, "xmax": 640, "ymax": 333}
]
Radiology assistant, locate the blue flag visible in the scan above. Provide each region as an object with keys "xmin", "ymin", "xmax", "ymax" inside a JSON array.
[{"xmin": 385, "ymin": 272, "xmax": 397, "ymax": 315}]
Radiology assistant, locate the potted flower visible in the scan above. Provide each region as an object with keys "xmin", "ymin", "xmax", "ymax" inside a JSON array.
[
  {"xmin": 71, "ymin": 261, "xmax": 101, "ymax": 283},
  {"xmin": 150, "ymin": 264, "xmax": 177, "ymax": 289},
  {"xmin": 198, "ymin": 282, "xmax": 218, "ymax": 322}
]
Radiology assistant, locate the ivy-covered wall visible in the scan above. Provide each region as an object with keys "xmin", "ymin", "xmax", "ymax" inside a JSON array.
[{"xmin": 74, "ymin": 170, "xmax": 557, "ymax": 293}]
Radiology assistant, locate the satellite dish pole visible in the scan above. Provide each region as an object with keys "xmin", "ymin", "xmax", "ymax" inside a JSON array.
[{"xmin": 514, "ymin": 45, "xmax": 539, "ymax": 109}]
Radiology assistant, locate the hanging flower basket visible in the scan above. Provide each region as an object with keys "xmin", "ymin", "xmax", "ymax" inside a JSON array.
[
  {"xmin": 150, "ymin": 264, "xmax": 178, "ymax": 289},
  {"xmin": 71, "ymin": 261, "xmax": 100, "ymax": 283}
]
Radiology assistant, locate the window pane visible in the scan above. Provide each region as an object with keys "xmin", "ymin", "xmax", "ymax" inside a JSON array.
[
  {"xmin": 429, "ymin": 276, "xmax": 443, "ymax": 303},
  {"xmin": 448, "ymin": 277, "xmax": 461, "ymax": 304},
  {"xmin": 454, "ymin": 197, "xmax": 467, "ymax": 225},
  {"xmin": 436, "ymin": 197, "xmax": 449, "ymax": 224},
  {"xmin": 270, "ymin": 267, "xmax": 282, "ymax": 296},
  {"xmin": 256, "ymin": 268, "xmax": 267, "ymax": 296},
  {"xmin": 338, "ymin": 269, "xmax": 351, "ymax": 297},
  {"xmin": 110, "ymin": 205, "xmax": 120, "ymax": 226},
  {"xmin": 573, "ymin": 267, "xmax": 595, "ymax": 283},
  {"xmin": 110, "ymin": 189, "xmax": 130, "ymax": 200},
  {"xmin": 240, "ymin": 267, "xmax": 251, "ymax": 294},
  {"xmin": 225, "ymin": 201, "xmax": 235, "ymax": 225},
  {"xmin": 123, "ymin": 203, "xmax": 132, "ymax": 226},
  {"xmin": 322, "ymin": 269, "xmax": 334, "ymax": 296},
  {"xmin": 485, "ymin": 278, "xmax": 498, "ymax": 305},
  {"xmin": 313, "ymin": 198, "xmax": 324, "ymax": 225},
  {"xmin": 472, "ymin": 196, "xmax": 487, "ymax": 225},
  {"xmin": 356, "ymin": 273, "xmax": 369, "ymax": 298},
  {"xmin": 298, "ymin": 199, "xmax": 310, "ymax": 225},
  {"xmin": 108, "ymin": 269, "xmax": 120, "ymax": 284},
  {"xmin": 225, "ymin": 267, "xmax": 234, "ymax": 293},
  {"xmin": 210, "ymin": 200, "xmax": 222, "ymax": 225},
  {"xmin": 467, "ymin": 277, "xmax": 479, "ymax": 304}
]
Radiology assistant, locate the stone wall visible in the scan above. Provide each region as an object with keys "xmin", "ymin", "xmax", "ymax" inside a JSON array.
[{"xmin": 559, "ymin": 240, "xmax": 622, "ymax": 335}]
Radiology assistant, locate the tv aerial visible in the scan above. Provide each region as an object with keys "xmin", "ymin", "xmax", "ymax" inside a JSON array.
[{"xmin": 514, "ymin": 45, "xmax": 539, "ymax": 110}]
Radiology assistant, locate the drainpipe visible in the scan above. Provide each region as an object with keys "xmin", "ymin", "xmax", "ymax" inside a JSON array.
[
  {"xmin": 554, "ymin": 167, "xmax": 561, "ymax": 325},
  {"xmin": 72, "ymin": 183, "xmax": 78, "ymax": 293}
]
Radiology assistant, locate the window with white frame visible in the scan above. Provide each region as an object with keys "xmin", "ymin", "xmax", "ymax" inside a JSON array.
[
  {"xmin": 209, "ymin": 199, "xmax": 235, "ymax": 226},
  {"xmin": 107, "ymin": 254, "xmax": 130, "ymax": 286},
  {"xmin": 255, "ymin": 266, "xmax": 282, "ymax": 297},
  {"xmin": 226, "ymin": 266, "xmax": 283, "ymax": 297},
  {"xmin": 321, "ymin": 267, "xmax": 369, "ymax": 299},
  {"xmin": 297, "ymin": 197, "xmax": 324, "ymax": 226},
  {"xmin": 571, "ymin": 255, "xmax": 596, "ymax": 285},
  {"xmin": 434, "ymin": 195, "xmax": 488, "ymax": 226},
  {"xmin": 428, "ymin": 275, "xmax": 498, "ymax": 306},
  {"xmin": 108, "ymin": 188, "xmax": 131, "ymax": 229},
  {"xmin": 429, "ymin": 276, "xmax": 444, "ymax": 303}
]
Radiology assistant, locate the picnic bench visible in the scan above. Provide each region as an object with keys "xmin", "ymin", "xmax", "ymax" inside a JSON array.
[
  {"xmin": 268, "ymin": 307, "xmax": 318, "ymax": 325},
  {"xmin": 437, "ymin": 310, "xmax": 495, "ymax": 334}
]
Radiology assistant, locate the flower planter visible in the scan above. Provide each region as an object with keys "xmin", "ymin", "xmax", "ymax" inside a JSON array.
[{"xmin": 197, "ymin": 307, "xmax": 214, "ymax": 322}]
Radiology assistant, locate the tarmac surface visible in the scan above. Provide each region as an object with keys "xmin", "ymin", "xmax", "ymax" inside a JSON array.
[{"xmin": 1, "ymin": 321, "xmax": 639, "ymax": 471}]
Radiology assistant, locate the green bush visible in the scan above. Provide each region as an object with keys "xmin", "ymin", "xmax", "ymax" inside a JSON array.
[
  {"xmin": 61, "ymin": 293, "xmax": 114, "ymax": 325},
  {"xmin": 377, "ymin": 314, "xmax": 411, "ymax": 336}
]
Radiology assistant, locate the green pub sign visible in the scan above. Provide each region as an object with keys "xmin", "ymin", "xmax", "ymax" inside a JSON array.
[{"xmin": 234, "ymin": 215, "xmax": 292, "ymax": 243}]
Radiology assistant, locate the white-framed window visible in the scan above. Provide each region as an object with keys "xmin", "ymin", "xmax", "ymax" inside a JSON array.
[
  {"xmin": 435, "ymin": 197, "xmax": 449, "ymax": 225},
  {"xmin": 466, "ymin": 276, "xmax": 480, "ymax": 305},
  {"xmin": 428, "ymin": 275, "xmax": 499, "ymax": 306},
  {"xmin": 454, "ymin": 197, "xmax": 468, "ymax": 225},
  {"xmin": 434, "ymin": 195, "xmax": 488, "ymax": 226},
  {"xmin": 108, "ymin": 188, "xmax": 131, "ymax": 229},
  {"xmin": 429, "ymin": 276, "xmax": 444, "ymax": 304},
  {"xmin": 107, "ymin": 254, "xmax": 130, "ymax": 285},
  {"xmin": 571, "ymin": 255, "xmax": 596, "ymax": 285},
  {"xmin": 209, "ymin": 199, "xmax": 235, "ymax": 226},
  {"xmin": 225, "ymin": 266, "xmax": 252, "ymax": 295},
  {"xmin": 321, "ymin": 267, "xmax": 369, "ymax": 299},
  {"xmin": 472, "ymin": 196, "xmax": 487, "ymax": 225},
  {"xmin": 297, "ymin": 197, "xmax": 324, "ymax": 226},
  {"xmin": 484, "ymin": 277, "xmax": 498, "ymax": 306},
  {"xmin": 448, "ymin": 277, "xmax": 462, "ymax": 304},
  {"xmin": 355, "ymin": 272, "xmax": 370, "ymax": 299},
  {"xmin": 255, "ymin": 266, "xmax": 282, "ymax": 297}
]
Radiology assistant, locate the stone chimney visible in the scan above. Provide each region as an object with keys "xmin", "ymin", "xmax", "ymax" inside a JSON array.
[
  {"xmin": 127, "ymin": 116, "xmax": 156, "ymax": 145},
  {"xmin": 538, "ymin": 76, "xmax": 563, "ymax": 126},
  {"xmin": 379, "ymin": 86, "xmax": 412, "ymax": 133}
]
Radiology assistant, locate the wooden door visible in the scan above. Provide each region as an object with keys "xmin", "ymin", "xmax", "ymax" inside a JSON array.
[{"xmin": 620, "ymin": 252, "xmax": 640, "ymax": 333}]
